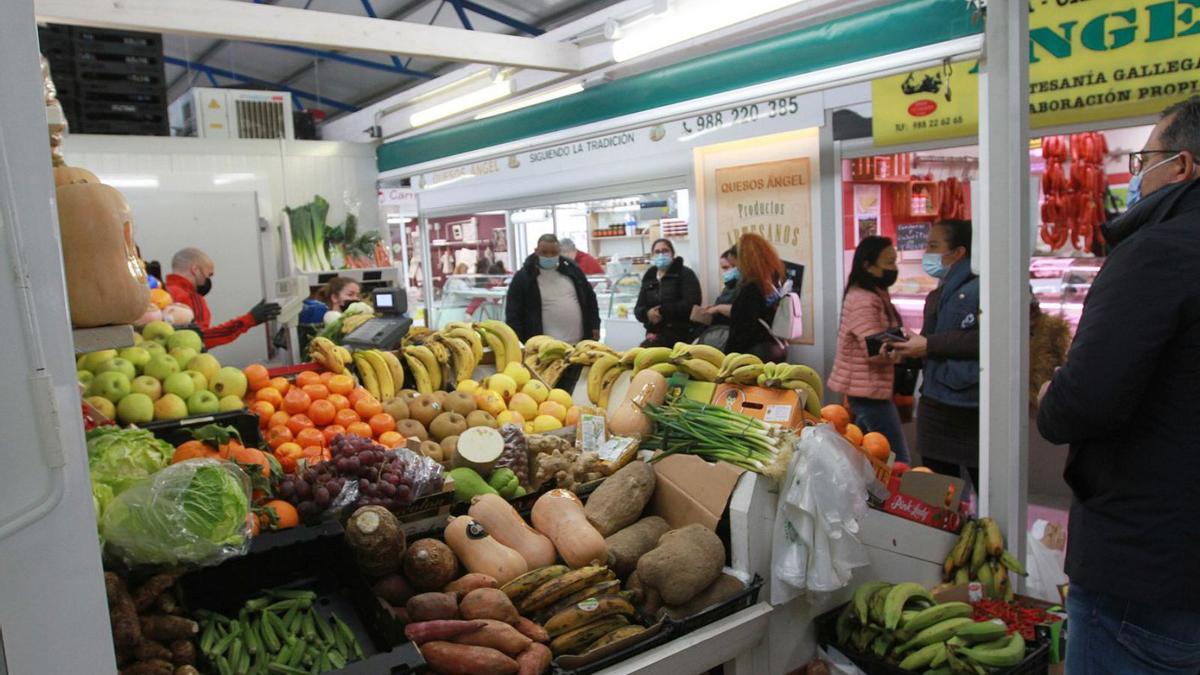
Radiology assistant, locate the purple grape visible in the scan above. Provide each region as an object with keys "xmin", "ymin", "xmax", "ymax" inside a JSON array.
[
  {"xmin": 382, "ymin": 473, "xmax": 399, "ymax": 485},
  {"xmin": 358, "ymin": 478, "xmax": 370, "ymax": 491},
  {"xmin": 347, "ymin": 457, "xmax": 362, "ymax": 473},
  {"xmin": 327, "ymin": 481, "xmax": 341, "ymax": 498},
  {"xmin": 297, "ymin": 501, "xmax": 317, "ymax": 516},
  {"xmin": 278, "ymin": 480, "xmax": 295, "ymax": 498},
  {"xmin": 380, "ymin": 482, "xmax": 396, "ymax": 497},
  {"xmin": 295, "ymin": 480, "xmax": 311, "ymax": 498},
  {"xmin": 314, "ymin": 486, "xmax": 331, "ymax": 506},
  {"xmin": 396, "ymin": 484, "xmax": 411, "ymax": 501}
]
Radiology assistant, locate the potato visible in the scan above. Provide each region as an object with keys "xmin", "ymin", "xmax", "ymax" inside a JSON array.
[
  {"xmin": 451, "ymin": 619, "xmax": 533, "ymax": 657},
  {"xmin": 583, "ymin": 461, "xmax": 656, "ymax": 536},
  {"xmin": 635, "ymin": 524, "xmax": 724, "ymax": 606},
  {"xmin": 459, "ymin": 588, "xmax": 520, "ymax": 624},
  {"xmin": 420, "ymin": 641, "xmax": 519, "ymax": 675},
  {"xmin": 659, "ymin": 574, "xmax": 745, "ymax": 619},
  {"xmin": 605, "ymin": 516, "xmax": 670, "ymax": 577},
  {"xmin": 516, "ymin": 642, "xmax": 552, "ymax": 675},
  {"xmin": 406, "ymin": 592, "xmax": 460, "ymax": 622}
]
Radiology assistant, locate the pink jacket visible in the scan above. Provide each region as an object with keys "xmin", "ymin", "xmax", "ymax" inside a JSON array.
[{"xmin": 828, "ymin": 286, "xmax": 898, "ymax": 400}]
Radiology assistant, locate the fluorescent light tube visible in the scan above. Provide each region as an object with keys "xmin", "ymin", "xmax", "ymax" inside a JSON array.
[
  {"xmin": 474, "ymin": 83, "xmax": 585, "ymax": 119},
  {"xmin": 409, "ymin": 81, "xmax": 514, "ymax": 128}
]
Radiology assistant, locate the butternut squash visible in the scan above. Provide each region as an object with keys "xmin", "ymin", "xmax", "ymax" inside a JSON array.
[
  {"xmin": 530, "ymin": 489, "xmax": 607, "ymax": 569},
  {"xmin": 607, "ymin": 370, "xmax": 667, "ymax": 439},
  {"xmin": 468, "ymin": 494, "xmax": 557, "ymax": 569},
  {"xmin": 55, "ymin": 183, "xmax": 150, "ymax": 327},
  {"xmin": 53, "ymin": 165, "xmax": 100, "ymax": 187},
  {"xmin": 444, "ymin": 516, "xmax": 528, "ymax": 586}
]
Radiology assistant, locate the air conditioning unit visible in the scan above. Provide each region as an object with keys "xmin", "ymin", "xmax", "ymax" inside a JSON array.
[{"xmin": 169, "ymin": 87, "xmax": 294, "ymax": 139}]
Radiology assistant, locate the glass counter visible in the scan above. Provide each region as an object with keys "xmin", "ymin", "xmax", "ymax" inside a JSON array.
[{"xmin": 430, "ymin": 271, "xmax": 648, "ymax": 331}]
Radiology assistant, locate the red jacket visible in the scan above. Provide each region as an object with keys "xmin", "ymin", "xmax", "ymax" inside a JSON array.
[
  {"xmin": 164, "ymin": 273, "xmax": 256, "ymax": 348},
  {"xmin": 573, "ymin": 251, "xmax": 604, "ymax": 276}
]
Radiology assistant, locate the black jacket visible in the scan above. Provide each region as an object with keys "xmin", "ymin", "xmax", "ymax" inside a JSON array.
[
  {"xmin": 1038, "ymin": 179, "xmax": 1200, "ymax": 610},
  {"xmin": 504, "ymin": 254, "xmax": 600, "ymax": 342},
  {"xmin": 633, "ymin": 257, "xmax": 702, "ymax": 347},
  {"xmin": 723, "ymin": 282, "xmax": 784, "ymax": 361}
]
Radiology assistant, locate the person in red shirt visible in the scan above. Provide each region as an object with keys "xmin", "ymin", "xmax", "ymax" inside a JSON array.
[
  {"xmin": 165, "ymin": 248, "xmax": 280, "ymax": 349},
  {"xmin": 559, "ymin": 238, "xmax": 604, "ymax": 276}
]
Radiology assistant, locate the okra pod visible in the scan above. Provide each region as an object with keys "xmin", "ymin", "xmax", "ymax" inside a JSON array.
[
  {"xmin": 313, "ymin": 611, "xmax": 335, "ymax": 645},
  {"xmin": 285, "ymin": 637, "xmax": 305, "ymax": 668},
  {"xmin": 260, "ymin": 612, "xmax": 281, "ymax": 653},
  {"xmin": 267, "ymin": 598, "xmax": 310, "ymax": 613},
  {"xmin": 301, "ymin": 612, "xmax": 316, "ymax": 641},
  {"xmin": 228, "ymin": 639, "xmax": 242, "ymax": 668},
  {"xmin": 281, "ymin": 606, "xmax": 299, "ymax": 631},
  {"xmin": 267, "ymin": 664, "xmax": 308, "ymax": 675},
  {"xmin": 200, "ymin": 620, "xmax": 218, "ymax": 654},
  {"xmin": 236, "ymin": 645, "xmax": 251, "ymax": 674},
  {"xmin": 328, "ymin": 650, "xmax": 346, "ymax": 669},
  {"xmin": 216, "ymin": 655, "xmax": 233, "ymax": 675},
  {"xmin": 265, "ymin": 611, "xmax": 288, "ymax": 645},
  {"xmin": 210, "ymin": 622, "xmax": 241, "ymax": 657},
  {"xmin": 287, "ymin": 609, "xmax": 303, "ymax": 635},
  {"xmin": 245, "ymin": 618, "xmax": 261, "ymax": 655},
  {"xmin": 275, "ymin": 640, "xmax": 294, "ymax": 665},
  {"xmin": 269, "ymin": 589, "xmax": 317, "ymax": 601},
  {"xmin": 245, "ymin": 596, "xmax": 272, "ymax": 612}
]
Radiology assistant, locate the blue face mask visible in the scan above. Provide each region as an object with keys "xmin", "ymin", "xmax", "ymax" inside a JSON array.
[
  {"xmin": 652, "ymin": 253, "xmax": 672, "ymax": 269},
  {"xmin": 1126, "ymin": 152, "xmax": 1180, "ymax": 208},
  {"xmin": 538, "ymin": 256, "xmax": 558, "ymax": 270},
  {"xmin": 722, "ymin": 268, "xmax": 740, "ymax": 284},
  {"xmin": 922, "ymin": 252, "xmax": 947, "ymax": 279}
]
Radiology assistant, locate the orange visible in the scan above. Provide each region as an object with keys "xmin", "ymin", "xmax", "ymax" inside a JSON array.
[
  {"xmin": 266, "ymin": 425, "xmax": 293, "ymax": 450},
  {"xmin": 844, "ymin": 423, "xmax": 864, "ymax": 446},
  {"xmin": 862, "ymin": 432, "xmax": 891, "ymax": 461},
  {"xmin": 230, "ymin": 446, "xmax": 270, "ymax": 477},
  {"xmin": 285, "ymin": 414, "xmax": 315, "ymax": 436},
  {"xmin": 334, "ymin": 408, "xmax": 360, "ymax": 427},
  {"xmin": 368, "ymin": 413, "xmax": 396, "ymax": 437},
  {"xmin": 308, "ymin": 399, "xmax": 336, "ymax": 426},
  {"xmin": 282, "ymin": 388, "xmax": 312, "ymax": 415},
  {"xmin": 319, "ymin": 371, "xmax": 335, "ymax": 385},
  {"xmin": 346, "ymin": 421, "xmax": 373, "ymax": 439},
  {"xmin": 821, "ymin": 404, "xmax": 851, "ymax": 433},
  {"xmin": 267, "ymin": 410, "xmax": 291, "ymax": 430},
  {"xmin": 302, "ymin": 384, "xmax": 330, "ymax": 401},
  {"xmin": 327, "ymin": 393, "xmax": 351, "ymax": 411},
  {"xmin": 301, "ymin": 445, "xmax": 325, "ymax": 461},
  {"xmin": 248, "ymin": 512, "xmax": 261, "ymax": 537},
  {"xmin": 327, "ymin": 374, "xmax": 355, "ymax": 395},
  {"xmin": 244, "ymin": 364, "xmax": 270, "ymax": 392},
  {"xmin": 250, "ymin": 401, "xmax": 276, "ymax": 428},
  {"xmin": 273, "ymin": 442, "xmax": 303, "ymax": 472},
  {"xmin": 255, "ymin": 386, "xmax": 283, "ymax": 408},
  {"xmin": 295, "ymin": 370, "xmax": 321, "ymax": 388},
  {"xmin": 269, "ymin": 377, "xmax": 291, "ymax": 395},
  {"xmin": 347, "ymin": 387, "xmax": 371, "ymax": 407},
  {"xmin": 295, "ymin": 427, "xmax": 325, "ymax": 449},
  {"xmin": 262, "ymin": 500, "xmax": 299, "ymax": 529},
  {"xmin": 355, "ymin": 396, "xmax": 383, "ymax": 419},
  {"xmin": 377, "ymin": 430, "xmax": 405, "ymax": 448},
  {"xmin": 321, "ymin": 424, "xmax": 347, "ymax": 445}
]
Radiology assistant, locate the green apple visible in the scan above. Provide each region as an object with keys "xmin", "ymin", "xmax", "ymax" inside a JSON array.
[
  {"xmin": 86, "ymin": 395, "xmax": 116, "ymax": 420},
  {"xmin": 142, "ymin": 320, "xmax": 175, "ymax": 341},
  {"xmin": 118, "ymin": 346, "xmax": 151, "ymax": 373},
  {"xmin": 95, "ymin": 357, "xmax": 136, "ymax": 381},
  {"xmin": 153, "ymin": 393, "xmax": 189, "ymax": 420},
  {"xmin": 143, "ymin": 341, "xmax": 166, "ymax": 357},
  {"xmin": 183, "ymin": 370, "xmax": 209, "ymax": 394},
  {"xmin": 144, "ymin": 354, "xmax": 180, "ymax": 381},
  {"xmin": 79, "ymin": 349, "xmax": 118, "ymax": 373},
  {"xmin": 210, "ymin": 366, "xmax": 248, "ymax": 399},
  {"xmin": 116, "ymin": 393, "xmax": 154, "ymax": 425},
  {"xmin": 169, "ymin": 347, "xmax": 198, "ymax": 371},
  {"xmin": 152, "ymin": 336, "xmax": 168, "ymax": 348},
  {"xmin": 187, "ymin": 390, "xmax": 220, "ymax": 415},
  {"xmin": 132, "ymin": 332, "xmax": 144, "ymax": 345},
  {"xmin": 162, "ymin": 372, "xmax": 196, "ymax": 400},
  {"xmin": 130, "ymin": 375, "xmax": 163, "ymax": 401},
  {"xmin": 186, "ymin": 353, "xmax": 221, "ymax": 383},
  {"xmin": 166, "ymin": 330, "xmax": 203, "ymax": 353},
  {"xmin": 218, "ymin": 395, "xmax": 245, "ymax": 412},
  {"xmin": 77, "ymin": 370, "xmax": 94, "ymax": 386},
  {"xmin": 88, "ymin": 371, "xmax": 131, "ymax": 403}
]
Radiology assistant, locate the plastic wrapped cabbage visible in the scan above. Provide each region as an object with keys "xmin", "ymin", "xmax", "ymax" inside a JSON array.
[
  {"xmin": 101, "ymin": 459, "xmax": 252, "ymax": 567},
  {"xmin": 87, "ymin": 426, "xmax": 174, "ymax": 521}
]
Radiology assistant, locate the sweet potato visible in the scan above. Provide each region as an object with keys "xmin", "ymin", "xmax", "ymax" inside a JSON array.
[
  {"xmin": 516, "ymin": 642, "xmax": 552, "ymax": 675},
  {"xmin": 659, "ymin": 574, "xmax": 745, "ymax": 619},
  {"xmin": 139, "ymin": 616, "xmax": 199, "ymax": 642},
  {"xmin": 459, "ymin": 588, "xmax": 520, "ymax": 624},
  {"xmin": 169, "ymin": 640, "xmax": 195, "ymax": 666},
  {"xmin": 605, "ymin": 517, "xmax": 670, "ymax": 577},
  {"xmin": 445, "ymin": 573, "xmax": 499, "ymax": 595},
  {"xmin": 451, "ymin": 619, "xmax": 533, "ymax": 657},
  {"xmin": 420, "ymin": 641, "xmax": 519, "ymax": 675},
  {"xmin": 513, "ymin": 616, "xmax": 549, "ymax": 643},
  {"xmin": 636, "ymin": 524, "xmax": 724, "ymax": 605},
  {"xmin": 119, "ymin": 660, "xmax": 173, "ymax": 675},
  {"xmin": 405, "ymin": 619, "xmax": 487, "ymax": 644},
  {"xmin": 407, "ymin": 592, "xmax": 460, "ymax": 622},
  {"xmin": 582, "ymin": 461, "xmax": 656, "ymax": 536}
]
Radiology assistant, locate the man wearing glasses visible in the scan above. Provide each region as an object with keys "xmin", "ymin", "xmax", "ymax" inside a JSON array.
[{"xmin": 1038, "ymin": 98, "xmax": 1200, "ymax": 673}]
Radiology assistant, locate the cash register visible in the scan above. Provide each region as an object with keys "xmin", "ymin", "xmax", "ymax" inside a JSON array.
[{"xmin": 341, "ymin": 287, "xmax": 413, "ymax": 350}]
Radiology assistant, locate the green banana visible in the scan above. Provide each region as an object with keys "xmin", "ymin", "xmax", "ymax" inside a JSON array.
[
  {"xmin": 993, "ymin": 561, "xmax": 1009, "ymax": 601},
  {"xmin": 954, "ymin": 568, "xmax": 970, "ymax": 585},
  {"xmin": 884, "ymin": 582, "xmax": 934, "ymax": 630},
  {"xmin": 976, "ymin": 562, "xmax": 994, "ymax": 599},
  {"xmin": 1000, "ymin": 549, "xmax": 1027, "ymax": 576},
  {"xmin": 898, "ymin": 642, "xmax": 947, "ymax": 671},
  {"xmin": 969, "ymin": 525, "xmax": 988, "ymax": 574},
  {"xmin": 895, "ymin": 617, "xmax": 975, "ymax": 654},
  {"xmin": 898, "ymin": 601, "xmax": 974, "ymax": 638},
  {"xmin": 954, "ymin": 619, "xmax": 1008, "ymax": 644},
  {"xmin": 852, "ymin": 581, "xmax": 891, "ymax": 626},
  {"xmin": 953, "ymin": 632, "xmax": 1026, "ymax": 668},
  {"xmin": 948, "ymin": 520, "xmax": 978, "ymax": 575},
  {"xmin": 835, "ymin": 603, "xmax": 856, "ymax": 645},
  {"xmin": 868, "ymin": 584, "xmax": 893, "ymax": 627},
  {"xmin": 981, "ymin": 517, "xmax": 1004, "ymax": 558}
]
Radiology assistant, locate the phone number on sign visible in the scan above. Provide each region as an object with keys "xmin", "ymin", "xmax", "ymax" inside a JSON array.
[{"xmin": 682, "ymin": 96, "xmax": 802, "ymax": 135}]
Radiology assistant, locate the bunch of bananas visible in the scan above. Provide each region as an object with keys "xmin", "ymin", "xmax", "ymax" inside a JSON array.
[
  {"xmin": 585, "ymin": 353, "xmax": 632, "ymax": 408},
  {"xmin": 350, "ymin": 349, "xmax": 405, "ymax": 400},
  {"xmin": 308, "ymin": 337, "xmax": 353, "ymax": 374},
  {"xmin": 401, "ymin": 343, "xmax": 443, "ymax": 395},
  {"xmin": 522, "ymin": 335, "xmax": 573, "ymax": 387},
  {"xmin": 475, "ymin": 320, "xmax": 522, "ymax": 371},
  {"xmin": 501, "ymin": 565, "xmax": 643, "ymax": 657},
  {"xmin": 627, "ymin": 343, "xmax": 725, "ymax": 381},
  {"xmin": 835, "ymin": 581, "xmax": 1027, "ymax": 670},
  {"xmin": 715, "ymin": 353, "xmax": 825, "ymax": 415},
  {"xmin": 430, "ymin": 322, "xmax": 484, "ymax": 387},
  {"xmin": 942, "ymin": 518, "xmax": 1028, "ymax": 600},
  {"xmin": 566, "ymin": 339, "xmax": 621, "ymax": 366}
]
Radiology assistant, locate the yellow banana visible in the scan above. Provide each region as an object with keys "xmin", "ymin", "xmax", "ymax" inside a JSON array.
[
  {"xmin": 363, "ymin": 350, "xmax": 395, "ymax": 399},
  {"xmin": 719, "ymin": 353, "xmax": 762, "ymax": 379},
  {"xmin": 405, "ymin": 345, "xmax": 442, "ymax": 390},
  {"xmin": 633, "ymin": 347, "xmax": 673, "ymax": 371},
  {"xmin": 537, "ymin": 339, "xmax": 571, "ymax": 364},
  {"xmin": 730, "ymin": 363, "xmax": 764, "ymax": 384},
  {"xmin": 677, "ymin": 343, "xmax": 725, "ymax": 368},
  {"xmin": 308, "ymin": 337, "xmax": 344, "ymax": 374},
  {"xmin": 648, "ymin": 362, "xmax": 678, "ymax": 376},
  {"xmin": 479, "ymin": 329, "xmax": 508, "ymax": 370},
  {"xmin": 444, "ymin": 321, "xmax": 473, "ymax": 333},
  {"xmin": 403, "ymin": 351, "xmax": 433, "ymax": 395},
  {"xmin": 425, "ymin": 338, "xmax": 451, "ymax": 367},
  {"xmin": 587, "ymin": 355, "xmax": 621, "ymax": 404},
  {"xmin": 619, "ymin": 347, "xmax": 642, "ymax": 368},
  {"xmin": 379, "ymin": 350, "xmax": 406, "ymax": 393},
  {"xmin": 353, "ymin": 353, "xmax": 381, "ymax": 399},
  {"xmin": 523, "ymin": 334, "xmax": 552, "ymax": 354},
  {"xmin": 775, "ymin": 363, "xmax": 824, "ymax": 399},
  {"xmin": 442, "ymin": 336, "xmax": 477, "ymax": 384},
  {"xmin": 446, "ymin": 327, "xmax": 484, "ymax": 363},
  {"xmin": 677, "ymin": 358, "xmax": 719, "ymax": 382},
  {"xmin": 481, "ymin": 320, "xmax": 522, "ymax": 367},
  {"xmin": 597, "ymin": 366, "xmax": 624, "ymax": 408},
  {"xmin": 333, "ymin": 345, "xmax": 353, "ymax": 365},
  {"xmin": 341, "ymin": 313, "xmax": 372, "ymax": 334}
]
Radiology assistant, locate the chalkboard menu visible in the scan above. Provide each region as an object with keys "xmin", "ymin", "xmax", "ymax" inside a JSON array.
[{"xmin": 896, "ymin": 222, "xmax": 929, "ymax": 252}]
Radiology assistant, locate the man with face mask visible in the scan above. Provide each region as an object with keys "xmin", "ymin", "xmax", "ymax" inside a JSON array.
[
  {"xmin": 886, "ymin": 219, "xmax": 980, "ymax": 487},
  {"xmin": 1038, "ymin": 99, "xmax": 1200, "ymax": 673},
  {"xmin": 504, "ymin": 234, "xmax": 600, "ymax": 345},
  {"xmin": 166, "ymin": 247, "xmax": 280, "ymax": 349}
]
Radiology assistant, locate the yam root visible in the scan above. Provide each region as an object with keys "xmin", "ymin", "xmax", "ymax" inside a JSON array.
[
  {"xmin": 406, "ymin": 592, "xmax": 460, "ymax": 622},
  {"xmin": 119, "ymin": 659, "xmax": 174, "ymax": 675},
  {"xmin": 132, "ymin": 571, "xmax": 183, "ymax": 612},
  {"xmin": 659, "ymin": 574, "xmax": 745, "ymax": 619},
  {"xmin": 105, "ymin": 572, "xmax": 141, "ymax": 648},
  {"xmin": 636, "ymin": 524, "xmax": 724, "ymax": 606},
  {"xmin": 583, "ymin": 461, "xmax": 656, "ymax": 536},
  {"xmin": 139, "ymin": 616, "xmax": 199, "ymax": 642},
  {"xmin": 605, "ymin": 517, "xmax": 670, "ymax": 577},
  {"xmin": 155, "ymin": 592, "xmax": 179, "ymax": 615},
  {"xmin": 169, "ymin": 640, "xmax": 195, "ymax": 666},
  {"xmin": 420, "ymin": 641, "xmax": 519, "ymax": 675},
  {"xmin": 513, "ymin": 616, "xmax": 549, "ymax": 643},
  {"xmin": 445, "ymin": 573, "xmax": 499, "ymax": 595},
  {"xmin": 133, "ymin": 640, "xmax": 172, "ymax": 662},
  {"xmin": 516, "ymin": 642, "xmax": 552, "ymax": 675},
  {"xmin": 174, "ymin": 667, "xmax": 201, "ymax": 675},
  {"xmin": 459, "ymin": 588, "xmax": 520, "ymax": 624},
  {"xmin": 405, "ymin": 619, "xmax": 487, "ymax": 644},
  {"xmin": 451, "ymin": 619, "xmax": 533, "ymax": 657}
]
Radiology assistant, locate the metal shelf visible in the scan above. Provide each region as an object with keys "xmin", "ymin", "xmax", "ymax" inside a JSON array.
[{"xmin": 72, "ymin": 325, "xmax": 135, "ymax": 354}]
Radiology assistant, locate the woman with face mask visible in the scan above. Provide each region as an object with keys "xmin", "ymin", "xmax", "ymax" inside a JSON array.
[
  {"xmin": 828, "ymin": 236, "xmax": 910, "ymax": 462},
  {"xmin": 633, "ymin": 238, "xmax": 702, "ymax": 347}
]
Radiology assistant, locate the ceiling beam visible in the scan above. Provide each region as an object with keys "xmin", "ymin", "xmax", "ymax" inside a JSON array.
[{"xmin": 36, "ymin": 0, "xmax": 583, "ymax": 72}]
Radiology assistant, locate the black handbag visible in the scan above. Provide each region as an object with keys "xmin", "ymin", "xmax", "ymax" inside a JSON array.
[{"xmin": 894, "ymin": 359, "xmax": 922, "ymax": 396}]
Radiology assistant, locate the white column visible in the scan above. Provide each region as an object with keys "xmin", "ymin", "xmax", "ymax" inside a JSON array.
[{"xmin": 978, "ymin": 1, "xmax": 1030, "ymax": 560}]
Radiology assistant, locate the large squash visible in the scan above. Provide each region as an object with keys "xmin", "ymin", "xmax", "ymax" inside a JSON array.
[
  {"xmin": 55, "ymin": 183, "xmax": 150, "ymax": 327},
  {"xmin": 53, "ymin": 165, "xmax": 100, "ymax": 187}
]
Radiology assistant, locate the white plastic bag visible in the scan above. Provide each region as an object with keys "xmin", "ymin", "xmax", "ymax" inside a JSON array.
[{"xmin": 1024, "ymin": 519, "xmax": 1068, "ymax": 603}]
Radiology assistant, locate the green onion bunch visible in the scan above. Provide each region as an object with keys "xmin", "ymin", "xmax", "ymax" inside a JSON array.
[{"xmin": 640, "ymin": 396, "xmax": 794, "ymax": 478}]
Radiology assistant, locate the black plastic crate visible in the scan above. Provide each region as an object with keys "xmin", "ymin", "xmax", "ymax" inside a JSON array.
[
  {"xmin": 74, "ymin": 118, "xmax": 169, "ymax": 136},
  {"xmin": 73, "ymin": 27, "xmax": 163, "ymax": 57},
  {"xmin": 180, "ymin": 530, "xmax": 424, "ymax": 674},
  {"xmin": 552, "ymin": 619, "xmax": 677, "ymax": 675},
  {"xmin": 77, "ymin": 69, "xmax": 167, "ymax": 93},
  {"xmin": 250, "ymin": 519, "xmax": 344, "ymax": 555},
  {"xmin": 75, "ymin": 50, "xmax": 165, "ymax": 76},
  {"xmin": 141, "ymin": 410, "xmax": 262, "ymax": 448},
  {"xmin": 77, "ymin": 88, "xmax": 166, "ymax": 109},
  {"xmin": 667, "ymin": 574, "xmax": 763, "ymax": 636},
  {"xmin": 814, "ymin": 603, "xmax": 1050, "ymax": 675}
]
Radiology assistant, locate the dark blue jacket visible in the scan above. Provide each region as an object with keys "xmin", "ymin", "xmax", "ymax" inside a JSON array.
[{"xmin": 921, "ymin": 260, "xmax": 980, "ymax": 408}]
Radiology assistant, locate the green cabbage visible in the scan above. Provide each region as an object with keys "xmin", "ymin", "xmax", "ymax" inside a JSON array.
[{"xmin": 87, "ymin": 426, "xmax": 174, "ymax": 498}]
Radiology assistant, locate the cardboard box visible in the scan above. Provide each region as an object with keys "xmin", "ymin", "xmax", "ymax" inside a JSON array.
[
  {"xmin": 710, "ymin": 383, "xmax": 805, "ymax": 428},
  {"xmin": 881, "ymin": 470, "xmax": 967, "ymax": 533},
  {"xmin": 649, "ymin": 453, "xmax": 745, "ymax": 531}
]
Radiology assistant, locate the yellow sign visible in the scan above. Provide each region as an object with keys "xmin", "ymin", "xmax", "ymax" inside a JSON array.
[
  {"xmin": 872, "ymin": 61, "xmax": 977, "ymax": 146},
  {"xmin": 873, "ymin": 0, "xmax": 1200, "ymax": 145}
]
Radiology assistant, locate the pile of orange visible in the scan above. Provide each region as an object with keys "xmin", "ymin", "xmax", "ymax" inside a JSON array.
[
  {"xmin": 242, "ymin": 365, "xmax": 402, "ymax": 473},
  {"xmin": 821, "ymin": 403, "xmax": 892, "ymax": 462}
]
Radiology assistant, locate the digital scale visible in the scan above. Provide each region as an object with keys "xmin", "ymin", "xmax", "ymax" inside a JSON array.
[{"xmin": 341, "ymin": 287, "xmax": 413, "ymax": 350}]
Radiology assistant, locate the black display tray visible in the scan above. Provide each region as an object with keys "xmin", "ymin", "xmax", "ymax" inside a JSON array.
[
  {"xmin": 668, "ymin": 574, "xmax": 763, "ymax": 636},
  {"xmin": 140, "ymin": 409, "xmax": 261, "ymax": 448}
]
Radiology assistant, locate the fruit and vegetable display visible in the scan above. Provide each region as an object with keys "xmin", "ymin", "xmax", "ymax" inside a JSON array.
[
  {"xmin": 105, "ymin": 569, "xmax": 202, "ymax": 675},
  {"xmin": 833, "ymin": 581, "xmax": 1029, "ymax": 672},
  {"xmin": 941, "ymin": 518, "xmax": 1028, "ymax": 600},
  {"xmin": 285, "ymin": 194, "xmax": 388, "ymax": 272}
]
